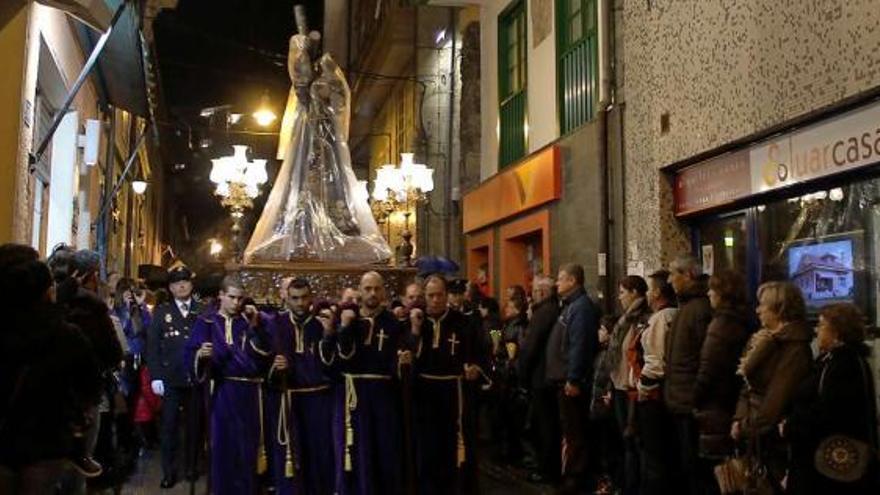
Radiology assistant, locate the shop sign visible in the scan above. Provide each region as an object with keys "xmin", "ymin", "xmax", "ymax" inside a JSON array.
[{"xmin": 675, "ymin": 99, "xmax": 880, "ymax": 216}]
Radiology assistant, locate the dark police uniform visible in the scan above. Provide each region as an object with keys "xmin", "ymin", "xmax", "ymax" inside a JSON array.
[{"xmin": 146, "ymin": 267, "xmax": 203, "ymax": 486}]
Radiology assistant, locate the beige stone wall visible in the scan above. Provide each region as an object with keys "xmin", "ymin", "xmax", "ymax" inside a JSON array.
[{"xmin": 621, "ymin": 0, "xmax": 880, "ymax": 271}]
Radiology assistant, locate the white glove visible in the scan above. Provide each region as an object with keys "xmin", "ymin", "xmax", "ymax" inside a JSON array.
[{"xmin": 151, "ymin": 380, "xmax": 165, "ymax": 396}]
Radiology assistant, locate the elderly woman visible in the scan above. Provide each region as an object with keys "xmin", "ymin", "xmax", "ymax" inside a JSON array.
[
  {"xmin": 731, "ymin": 281, "xmax": 813, "ymax": 491},
  {"xmin": 781, "ymin": 303, "xmax": 879, "ymax": 494},
  {"xmin": 694, "ymin": 270, "xmax": 752, "ymax": 460}
]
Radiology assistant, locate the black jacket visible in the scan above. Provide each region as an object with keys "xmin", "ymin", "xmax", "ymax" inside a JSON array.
[
  {"xmin": 147, "ymin": 299, "xmax": 203, "ymax": 387},
  {"xmin": 64, "ymin": 288, "xmax": 123, "ymax": 374},
  {"xmin": 784, "ymin": 343, "xmax": 879, "ymax": 493},
  {"xmin": 694, "ymin": 306, "xmax": 752, "ymax": 413},
  {"xmin": 663, "ymin": 281, "xmax": 712, "ymax": 414},
  {"xmin": 518, "ymin": 297, "xmax": 559, "ymax": 389},
  {"xmin": 0, "ymin": 303, "xmax": 102, "ymax": 466}
]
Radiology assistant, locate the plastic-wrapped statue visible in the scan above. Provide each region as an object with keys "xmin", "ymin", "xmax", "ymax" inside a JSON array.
[{"xmin": 244, "ymin": 12, "xmax": 391, "ymax": 264}]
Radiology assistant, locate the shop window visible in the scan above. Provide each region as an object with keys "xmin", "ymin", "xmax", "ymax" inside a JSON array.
[
  {"xmin": 757, "ymin": 182, "xmax": 879, "ymax": 320},
  {"xmin": 499, "ymin": 210, "xmax": 550, "ymax": 299},
  {"xmin": 498, "ymin": 0, "xmax": 527, "ymax": 168},
  {"xmin": 556, "ymin": 0, "xmax": 598, "ymax": 134}
]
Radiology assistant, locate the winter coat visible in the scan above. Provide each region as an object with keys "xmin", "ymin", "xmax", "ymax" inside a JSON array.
[
  {"xmin": 593, "ymin": 297, "xmax": 651, "ymax": 405},
  {"xmin": 545, "ymin": 287, "xmax": 600, "ymax": 386},
  {"xmin": 518, "ymin": 296, "xmax": 559, "ymax": 390},
  {"xmin": 663, "ymin": 281, "xmax": 713, "ymax": 414},
  {"xmin": 784, "ymin": 343, "xmax": 880, "ymax": 494},
  {"xmin": 734, "ymin": 321, "xmax": 813, "ymax": 437},
  {"xmin": 636, "ymin": 306, "xmax": 678, "ymax": 399},
  {"xmin": 693, "ymin": 305, "xmax": 752, "ymax": 457}
]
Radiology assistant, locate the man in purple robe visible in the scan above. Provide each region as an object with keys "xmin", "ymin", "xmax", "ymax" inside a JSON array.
[
  {"xmin": 410, "ymin": 275, "xmax": 483, "ymax": 495},
  {"xmin": 266, "ymin": 277, "xmax": 338, "ymax": 495},
  {"xmin": 184, "ymin": 275, "xmax": 272, "ymax": 495},
  {"xmin": 335, "ymin": 271, "xmax": 411, "ymax": 495}
]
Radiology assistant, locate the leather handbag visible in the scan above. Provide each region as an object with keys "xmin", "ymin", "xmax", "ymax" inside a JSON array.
[{"xmin": 813, "ymin": 356, "xmax": 878, "ymax": 483}]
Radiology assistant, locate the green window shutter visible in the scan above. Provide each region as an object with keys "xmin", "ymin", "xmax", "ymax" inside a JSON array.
[
  {"xmin": 557, "ymin": 0, "xmax": 598, "ymax": 135},
  {"xmin": 498, "ymin": 0, "xmax": 527, "ymax": 168}
]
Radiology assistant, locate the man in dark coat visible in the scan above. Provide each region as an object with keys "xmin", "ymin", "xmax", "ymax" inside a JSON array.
[
  {"xmin": 518, "ymin": 275, "xmax": 560, "ymax": 483},
  {"xmin": 146, "ymin": 265, "xmax": 203, "ymax": 488},
  {"xmin": 544, "ymin": 263, "xmax": 600, "ymax": 494},
  {"xmin": 410, "ymin": 275, "xmax": 484, "ymax": 495},
  {"xmin": 663, "ymin": 255, "xmax": 713, "ymax": 495}
]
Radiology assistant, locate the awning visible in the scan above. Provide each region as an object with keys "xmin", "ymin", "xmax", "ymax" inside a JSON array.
[
  {"xmin": 36, "ymin": 0, "xmax": 114, "ymax": 32},
  {"xmin": 74, "ymin": 0, "xmax": 149, "ymax": 117}
]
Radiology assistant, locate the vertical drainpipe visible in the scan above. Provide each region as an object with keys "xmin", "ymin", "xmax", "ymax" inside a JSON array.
[
  {"xmin": 597, "ymin": 0, "xmax": 613, "ymax": 311},
  {"xmin": 445, "ymin": 7, "xmax": 456, "ymax": 260}
]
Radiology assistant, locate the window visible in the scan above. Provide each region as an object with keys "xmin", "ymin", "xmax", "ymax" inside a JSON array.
[
  {"xmin": 557, "ymin": 0, "xmax": 598, "ymax": 134},
  {"xmin": 498, "ymin": 0, "xmax": 527, "ymax": 168}
]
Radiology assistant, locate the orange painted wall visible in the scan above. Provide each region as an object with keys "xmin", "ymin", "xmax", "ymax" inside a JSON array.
[
  {"xmin": 465, "ymin": 228, "xmax": 494, "ymax": 296},
  {"xmin": 462, "ymin": 145, "xmax": 561, "ymax": 233},
  {"xmin": 499, "ymin": 209, "xmax": 551, "ymax": 300}
]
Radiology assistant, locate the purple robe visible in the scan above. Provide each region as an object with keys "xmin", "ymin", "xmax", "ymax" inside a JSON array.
[
  {"xmin": 184, "ymin": 312, "xmax": 272, "ymax": 495},
  {"xmin": 335, "ymin": 308, "xmax": 405, "ymax": 495},
  {"xmin": 266, "ymin": 310, "xmax": 338, "ymax": 495},
  {"xmin": 412, "ymin": 309, "xmax": 480, "ymax": 495}
]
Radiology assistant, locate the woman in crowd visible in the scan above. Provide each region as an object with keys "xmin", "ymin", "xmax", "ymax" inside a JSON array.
[
  {"xmin": 781, "ymin": 303, "xmax": 879, "ymax": 494},
  {"xmin": 732, "ymin": 281, "xmax": 813, "ymax": 492},
  {"xmin": 493, "ymin": 296, "xmax": 530, "ymax": 463},
  {"xmin": 694, "ymin": 271, "xmax": 752, "ymax": 462},
  {"xmin": 631, "ymin": 270, "xmax": 678, "ymax": 495},
  {"xmin": 594, "ymin": 275, "xmax": 651, "ymax": 495}
]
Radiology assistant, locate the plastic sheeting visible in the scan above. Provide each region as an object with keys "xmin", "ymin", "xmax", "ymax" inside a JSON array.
[{"xmin": 244, "ymin": 35, "xmax": 391, "ymax": 264}]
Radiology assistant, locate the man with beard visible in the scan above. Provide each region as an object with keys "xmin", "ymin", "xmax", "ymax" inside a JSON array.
[
  {"xmin": 146, "ymin": 265, "xmax": 202, "ymax": 488},
  {"xmin": 410, "ymin": 275, "xmax": 483, "ymax": 495},
  {"xmin": 267, "ymin": 278, "xmax": 338, "ymax": 494},
  {"xmin": 184, "ymin": 276, "xmax": 272, "ymax": 495},
  {"xmin": 335, "ymin": 271, "xmax": 410, "ymax": 495}
]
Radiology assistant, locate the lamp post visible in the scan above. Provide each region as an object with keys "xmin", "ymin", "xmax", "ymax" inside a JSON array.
[
  {"xmin": 209, "ymin": 145, "xmax": 268, "ymax": 259},
  {"xmin": 369, "ymin": 153, "xmax": 434, "ymax": 266}
]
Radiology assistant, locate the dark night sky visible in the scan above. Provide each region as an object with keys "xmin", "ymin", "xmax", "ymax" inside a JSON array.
[{"xmin": 152, "ymin": 0, "xmax": 323, "ymax": 260}]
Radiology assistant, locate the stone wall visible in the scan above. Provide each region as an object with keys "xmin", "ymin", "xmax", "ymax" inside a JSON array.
[{"xmin": 621, "ymin": 0, "xmax": 880, "ymax": 271}]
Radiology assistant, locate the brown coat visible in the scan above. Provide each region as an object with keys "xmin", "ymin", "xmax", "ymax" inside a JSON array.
[
  {"xmin": 663, "ymin": 280, "xmax": 713, "ymax": 414},
  {"xmin": 734, "ymin": 321, "xmax": 813, "ymax": 436}
]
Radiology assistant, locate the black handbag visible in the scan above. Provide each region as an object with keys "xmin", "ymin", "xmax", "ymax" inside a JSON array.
[{"xmin": 813, "ymin": 356, "xmax": 879, "ymax": 483}]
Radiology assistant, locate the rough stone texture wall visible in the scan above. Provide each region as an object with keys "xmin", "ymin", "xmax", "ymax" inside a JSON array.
[
  {"xmin": 622, "ymin": 0, "xmax": 880, "ymax": 271},
  {"xmin": 459, "ymin": 21, "xmax": 481, "ymax": 195}
]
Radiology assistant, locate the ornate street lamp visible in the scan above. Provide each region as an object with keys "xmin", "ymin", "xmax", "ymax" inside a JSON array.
[{"xmin": 210, "ymin": 145, "xmax": 268, "ymax": 257}]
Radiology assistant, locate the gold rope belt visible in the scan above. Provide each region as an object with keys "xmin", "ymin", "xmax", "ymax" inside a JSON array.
[
  {"xmin": 287, "ymin": 384, "xmax": 332, "ymax": 394},
  {"xmin": 343, "ymin": 373, "xmax": 392, "ymax": 471},
  {"xmin": 225, "ymin": 376, "xmax": 265, "ymax": 383},
  {"xmin": 417, "ymin": 373, "xmax": 466, "ymax": 467}
]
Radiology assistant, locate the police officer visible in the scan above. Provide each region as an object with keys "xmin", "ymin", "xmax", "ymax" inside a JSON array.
[{"xmin": 146, "ymin": 265, "xmax": 202, "ymax": 489}]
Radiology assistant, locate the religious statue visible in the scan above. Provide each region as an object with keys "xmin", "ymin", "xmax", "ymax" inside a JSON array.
[{"xmin": 244, "ymin": 7, "xmax": 391, "ymax": 264}]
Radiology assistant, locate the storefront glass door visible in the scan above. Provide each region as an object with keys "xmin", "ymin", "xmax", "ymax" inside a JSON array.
[{"xmin": 696, "ymin": 213, "xmax": 749, "ymax": 275}]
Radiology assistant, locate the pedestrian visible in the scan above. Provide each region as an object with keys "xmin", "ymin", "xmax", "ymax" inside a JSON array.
[
  {"xmin": 731, "ymin": 281, "xmax": 812, "ymax": 493},
  {"xmin": 663, "ymin": 255, "xmax": 712, "ymax": 495},
  {"xmin": 410, "ymin": 275, "xmax": 484, "ymax": 495},
  {"xmin": 518, "ymin": 276, "xmax": 561, "ymax": 484},
  {"xmin": 493, "ymin": 296, "xmax": 529, "ymax": 464},
  {"xmin": 335, "ymin": 271, "xmax": 409, "ymax": 495},
  {"xmin": 628, "ymin": 270, "xmax": 677, "ymax": 495},
  {"xmin": 145, "ymin": 265, "xmax": 204, "ymax": 488},
  {"xmin": 184, "ymin": 275, "xmax": 273, "ymax": 495},
  {"xmin": 0, "ymin": 244, "xmax": 102, "ymax": 494},
  {"xmin": 693, "ymin": 270, "xmax": 751, "ymax": 462},
  {"xmin": 267, "ymin": 277, "xmax": 338, "ymax": 495},
  {"xmin": 781, "ymin": 302, "xmax": 879, "ymax": 494},
  {"xmin": 593, "ymin": 275, "xmax": 650, "ymax": 495},
  {"xmin": 545, "ymin": 263, "xmax": 600, "ymax": 494}
]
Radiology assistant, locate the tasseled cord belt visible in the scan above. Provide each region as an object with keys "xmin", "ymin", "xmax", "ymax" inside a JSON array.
[{"xmin": 342, "ymin": 373, "xmax": 392, "ymax": 472}]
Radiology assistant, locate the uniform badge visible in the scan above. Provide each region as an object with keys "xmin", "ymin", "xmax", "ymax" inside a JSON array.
[{"xmin": 165, "ymin": 313, "xmax": 173, "ymax": 323}]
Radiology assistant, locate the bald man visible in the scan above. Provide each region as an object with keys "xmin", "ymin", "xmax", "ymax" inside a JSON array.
[{"xmin": 334, "ymin": 271, "xmax": 409, "ymax": 495}]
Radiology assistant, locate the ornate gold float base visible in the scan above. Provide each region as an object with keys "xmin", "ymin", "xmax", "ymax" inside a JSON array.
[{"xmin": 228, "ymin": 261, "xmax": 418, "ymax": 306}]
